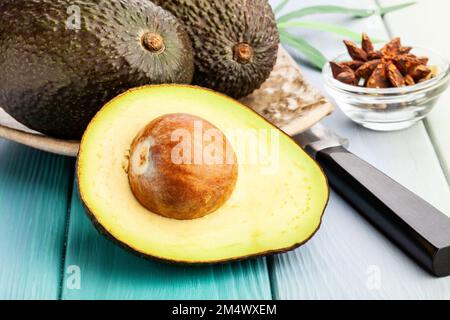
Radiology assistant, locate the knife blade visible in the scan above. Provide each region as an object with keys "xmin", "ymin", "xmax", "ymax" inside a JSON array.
[
  {"xmin": 294, "ymin": 123, "xmax": 349, "ymax": 157},
  {"xmin": 294, "ymin": 123, "xmax": 450, "ymax": 277}
]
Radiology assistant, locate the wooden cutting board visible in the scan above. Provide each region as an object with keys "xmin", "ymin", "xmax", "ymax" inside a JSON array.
[{"xmin": 0, "ymin": 46, "xmax": 333, "ymax": 157}]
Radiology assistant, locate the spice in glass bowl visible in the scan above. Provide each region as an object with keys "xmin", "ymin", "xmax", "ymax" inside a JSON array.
[{"xmin": 329, "ymin": 33, "xmax": 438, "ymax": 88}]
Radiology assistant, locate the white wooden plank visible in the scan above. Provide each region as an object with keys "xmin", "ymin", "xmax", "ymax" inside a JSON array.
[
  {"xmin": 379, "ymin": 0, "xmax": 450, "ymax": 182},
  {"xmin": 270, "ymin": 0, "xmax": 450, "ymax": 299}
]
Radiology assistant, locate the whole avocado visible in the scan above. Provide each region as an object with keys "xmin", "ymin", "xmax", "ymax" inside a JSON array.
[
  {"xmin": 152, "ymin": 0, "xmax": 280, "ymax": 99},
  {"xmin": 0, "ymin": 0, "xmax": 194, "ymax": 139}
]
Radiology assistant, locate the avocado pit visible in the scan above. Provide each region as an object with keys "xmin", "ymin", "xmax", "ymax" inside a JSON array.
[{"xmin": 128, "ymin": 113, "xmax": 238, "ymax": 220}]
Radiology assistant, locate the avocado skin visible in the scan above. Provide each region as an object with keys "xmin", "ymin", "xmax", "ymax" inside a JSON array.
[
  {"xmin": 152, "ymin": 0, "xmax": 279, "ymax": 99},
  {"xmin": 0, "ymin": 0, "xmax": 194, "ymax": 139}
]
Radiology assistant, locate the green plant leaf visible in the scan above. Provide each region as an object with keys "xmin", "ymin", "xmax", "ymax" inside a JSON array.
[
  {"xmin": 278, "ymin": 21, "xmax": 363, "ymax": 42},
  {"xmin": 274, "ymin": 0, "xmax": 290, "ymax": 15},
  {"xmin": 278, "ymin": 21, "xmax": 384, "ymax": 43},
  {"xmin": 278, "ymin": 5, "xmax": 371, "ymax": 22},
  {"xmin": 277, "ymin": 2, "xmax": 416, "ymax": 23},
  {"xmin": 279, "ymin": 30, "xmax": 327, "ymax": 70},
  {"xmin": 377, "ymin": 2, "xmax": 416, "ymax": 16}
]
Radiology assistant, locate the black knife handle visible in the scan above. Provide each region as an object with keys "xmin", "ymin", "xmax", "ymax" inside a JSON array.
[{"xmin": 315, "ymin": 146, "xmax": 450, "ymax": 277}]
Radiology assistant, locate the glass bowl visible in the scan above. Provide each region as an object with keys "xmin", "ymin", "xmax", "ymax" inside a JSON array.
[{"xmin": 323, "ymin": 48, "xmax": 450, "ymax": 131}]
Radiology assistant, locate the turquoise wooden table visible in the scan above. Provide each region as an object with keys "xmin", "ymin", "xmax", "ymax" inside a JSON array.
[{"xmin": 1, "ymin": 0, "xmax": 450, "ymax": 300}]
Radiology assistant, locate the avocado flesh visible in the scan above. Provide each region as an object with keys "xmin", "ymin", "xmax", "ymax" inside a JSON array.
[
  {"xmin": 77, "ymin": 85, "xmax": 329, "ymax": 264},
  {"xmin": 152, "ymin": 0, "xmax": 279, "ymax": 99},
  {"xmin": 0, "ymin": 0, "xmax": 194, "ymax": 139}
]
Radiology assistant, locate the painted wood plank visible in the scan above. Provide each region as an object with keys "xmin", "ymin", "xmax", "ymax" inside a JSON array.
[
  {"xmin": 61, "ymin": 183, "xmax": 272, "ymax": 300},
  {"xmin": 380, "ymin": 0, "xmax": 450, "ymax": 182},
  {"xmin": 270, "ymin": 0, "xmax": 450, "ymax": 299},
  {"xmin": 0, "ymin": 140, "xmax": 74, "ymax": 299}
]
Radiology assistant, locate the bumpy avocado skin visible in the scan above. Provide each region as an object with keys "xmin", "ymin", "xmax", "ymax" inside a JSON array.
[
  {"xmin": 0, "ymin": 0, "xmax": 194, "ymax": 139},
  {"xmin": 152, "ymin": 0, "xmax": 279, "ymax": 99}
]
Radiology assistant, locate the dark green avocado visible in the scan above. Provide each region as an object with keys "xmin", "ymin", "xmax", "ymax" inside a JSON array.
[
  {"xmin": 0, "ymin": 0, "xmax": 194, "ymax": 139},
  {"xmin": 152, "ymin": 0, "xmax": 280, "ymax": 99}
]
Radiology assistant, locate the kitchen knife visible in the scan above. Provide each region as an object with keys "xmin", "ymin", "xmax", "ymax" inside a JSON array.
[{"xmin": 294, "ymin": 123, "xmax": 450, "ymax": 277}]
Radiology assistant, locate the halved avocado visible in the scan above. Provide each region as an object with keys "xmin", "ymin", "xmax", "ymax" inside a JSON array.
[{"xmin": 77, "ymin": 85, "xmax": 329, "ymax": 264}]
